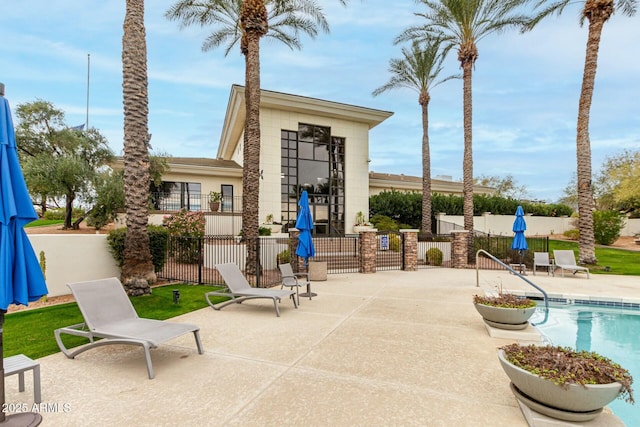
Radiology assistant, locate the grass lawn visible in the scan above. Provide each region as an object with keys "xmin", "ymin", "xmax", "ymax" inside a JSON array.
[
  {"xmin": 549, "ymin": 240, "xmax": 640, "ymax": 276},
  {"xmin": 4, "ymin": 284, "xmax": 224, "ymax": 360},
  {"xmin": 24, "ymin": 219, "xmax": 64, "ymax": 228}
]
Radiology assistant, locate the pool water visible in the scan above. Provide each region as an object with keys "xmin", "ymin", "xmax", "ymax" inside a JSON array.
[{"xmin": 531, "ymin": 303, "xmax": 640, "ymax": 425}]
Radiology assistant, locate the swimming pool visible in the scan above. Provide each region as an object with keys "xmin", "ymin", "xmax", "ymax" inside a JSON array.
[{"xmin": 531, "ymin": 301, "xmax": 640, "ymax": 425}]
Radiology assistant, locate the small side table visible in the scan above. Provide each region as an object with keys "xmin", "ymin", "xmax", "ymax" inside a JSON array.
[{"xmin": 4, "ymin": 354, "xmax": 41, "ymax": 404}]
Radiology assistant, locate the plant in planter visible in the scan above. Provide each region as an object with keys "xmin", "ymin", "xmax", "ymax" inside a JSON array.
[
  {"xmin": 353, "ymin": 211, "xmax": 373, "ymax": 233},
  {"xmin": 473, "ymin": 291, "xmax": 537, "ymax": 330},
  {"xmin": 499, "ymin": 343, "xmax": 634, "ymax": 422},
  {"xmin": 208, "ymin": 191, "xmax": 222, "ymax": 212},
  {"xmin": 262, "ymin": 214, "xmax": 281, "ymax": 233}
]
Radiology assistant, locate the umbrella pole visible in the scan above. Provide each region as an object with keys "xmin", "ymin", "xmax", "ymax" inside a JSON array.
[{"xmin": 0, "ymin": 311, "xmax": 43, "ymax": 426}]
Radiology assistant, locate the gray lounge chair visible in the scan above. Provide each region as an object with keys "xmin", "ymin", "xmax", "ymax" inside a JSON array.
[
  {"xmin": 54, "ymin": 277, "xmax": 204, "ymax": 379},
  {"xmin": 206, "ymin": 263, "xmax": 297, "ymax": 317},
  {"xmin": 279, "ymin": 262, "xmax": 313, "ymax": 305},
  {"xmin": 552, "ymin": 250, "xmax": 590, "ymax": 278},
  {"xmin": 533, "ymin": 252, "xmax": 555, "ymax": 276}
]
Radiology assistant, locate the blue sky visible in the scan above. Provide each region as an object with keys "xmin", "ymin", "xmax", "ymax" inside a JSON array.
[{"xmin": 2, "ymin": 1, "xmax": 638, "ymax": 203}]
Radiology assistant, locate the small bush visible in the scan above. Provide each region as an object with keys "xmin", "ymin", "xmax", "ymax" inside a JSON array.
[
  {"xmin": 388, "ymin": 234, "xmax": 401, "ymax": 252},
  {"xmin": 277, "ymin": 249, "xmax": 291, "ymax": 264},
  {"xmin": 106, "ymin": 225, "xmax": 169, "ymax": 272},
  {"xmin": 259, "ymin": 226, "xmax": 272, "ymax": 236},
  {"xmin": 563, "ymin": 229, "xmax": 579, "ymax": 240},
  {"xmin": 594, "ymin": 210, "xmax": 625, "ymax": 245},
  {"xmin": 425, "ymin": 248, "xmax": 443, "ymax": 266},
  {"xmin": 43, "ymin": 207, "xmax": 84, "ymax": 221},
  {"xmin": 370, "ymin": 214, "xmax": 398, "ymax": 231}
]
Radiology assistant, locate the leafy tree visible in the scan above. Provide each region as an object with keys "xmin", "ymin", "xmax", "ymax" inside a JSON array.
[
  {"xmin": 475, "ymin": 174, "xmax": 529, "ymax": 199},
  {"xmin": 558, "ymin": 173, "xmax": 579, "ymax": 211},
  {"xmin": 122, "ymin": 0, "xmax": 155, "ymax": 295},
  {"xmin": 528, "ymin": 0, "xmax": 637, "ymax": 263},
  {"xmin": 595, "ymin": 149, "xmax": 640, "ymax": 216},
  {"xmin": 15, "ymin": 101, "xmax": 114, "ymax": 229},
  {"xmin": 166, "ymin": 0, "xmax": 348, "ymax": 273},
  {"xmin": 593, "ymin": 210, "xmax": 625, "ymax": 245},
  {"xmin": 88, "ymin": 154, "xmax": 170, "ymax": 229},
  {"xmin": 373, "ymin": 39, "xmax": 459, "ymax": 236},
  {"xmin": 398, "ymin": 0, "xmax": 537, "ymax": 258}
]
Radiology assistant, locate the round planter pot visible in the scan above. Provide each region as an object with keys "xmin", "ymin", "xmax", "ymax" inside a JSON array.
[
  {"xmin": 473, "ymin": 303, "xmax": 536, "ymax": 329},
  {"xmin": 498, "ymin": 350, "xmax": 622, "ymax": 421}
]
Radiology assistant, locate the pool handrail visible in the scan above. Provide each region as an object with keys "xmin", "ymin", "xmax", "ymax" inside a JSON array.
[{"xmin": 475, "ymin": 249, "xmax": 549, "ymax": 313}]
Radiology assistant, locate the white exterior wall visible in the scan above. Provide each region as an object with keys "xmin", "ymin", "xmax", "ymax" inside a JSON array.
[
  {"xmin": 258, "ymin": 107, "xmax": 370, "ymax": 230},
  {"xmin": 27, "ymin": 235, "xmax": 120, "ymax": 298}
]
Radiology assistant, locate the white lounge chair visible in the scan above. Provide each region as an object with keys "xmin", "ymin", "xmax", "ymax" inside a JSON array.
[
  {"xmin": 54, "ymin": 277, "xmax": 204, "ymax": 379},
  {"xmin": 533, "ymin": 252, "xmax": 555, "ymax": 276},
  {"xmin": 552, "ymin": 250, "xmax": 590, "ymax": 278},
  {"xmin": 206, "ymin": 263, "xmax": 297, "ymax": 317}
]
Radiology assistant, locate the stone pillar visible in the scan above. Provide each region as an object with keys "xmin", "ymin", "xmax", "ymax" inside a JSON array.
[
  {"xmin": 451, "ymin": 230, "xmax": 469, "ymax": 269},
  {"xmin": 359, "ymin": 229, "xmax": 378, "ymax": 274},
  {"xmin": 401, "ymin": 229, "xmax": 418, "ymax": 271},
  {"xmin": 288, "ymin": 229, "xmax": 304, "ymax": 272}
]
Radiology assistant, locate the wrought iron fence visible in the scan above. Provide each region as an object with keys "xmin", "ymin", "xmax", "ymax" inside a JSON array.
[
  {"xmin": 473, "ymin": 235, "xmax": 549, "ymax": 270},
  {"xmin": 417, "ymin": 234, "xmax": 453, "ymax": 269},
  {"xmin": 159, "ymin": 235, "xmax": 289, "ymax": 288},
  {"xmin": 151, "ymin": 193, "xmax": 242, "ymax": 213},
  {"xmin": 311, "ymin": 235, "xmax": 360, "ymax": 274}
]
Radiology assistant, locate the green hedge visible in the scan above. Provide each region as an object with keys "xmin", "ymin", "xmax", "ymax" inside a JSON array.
[{"xmin": 107, "ymin": 225, "xmax": 169, "ymax": 272}]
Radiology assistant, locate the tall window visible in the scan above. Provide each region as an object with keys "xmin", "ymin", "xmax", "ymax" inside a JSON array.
[
  {"xmin": 281, "ymin": 124, "xmax": 345, "ymax": 235},
  {"xmin": 221, "ymin": 184, "xmax": 234, "ymax": 212}
]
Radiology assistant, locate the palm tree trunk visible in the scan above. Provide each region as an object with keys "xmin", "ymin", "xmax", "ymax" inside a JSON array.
[
  {"xmin": 462, "ymin": 60, "xmax": 474, "ymax": 258},
  {"xmin": 576, "ymin": 15, "xmax": 606, "ymax": 265},
  {"xmin": 242, "ymin": 30, "xmax": 262, "ymax": 276},
  {"xmin": 121, "ymin": 0, "xmax": 155, "ymax": 294},
  {"xmin": 420, "ymin": 93, "xmax": 432, "ymax": 236}
]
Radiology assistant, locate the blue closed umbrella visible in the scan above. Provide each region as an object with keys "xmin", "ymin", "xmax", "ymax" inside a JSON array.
[
  {"xmin": 295, "ymin": 190, "xmax": 315, "ymax": 266},
  {"xmin": 511, "ymin": 205, "xmax": 528, "ymax": 273},
  {"xmin": 1, "ymin": 85, "xmax": 48, "ymax": 425}
]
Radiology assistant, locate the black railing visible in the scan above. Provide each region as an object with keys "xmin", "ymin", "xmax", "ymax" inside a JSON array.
[{"xmin": 151, "ymin": 193, "xmax": 243, "ymax": 213}]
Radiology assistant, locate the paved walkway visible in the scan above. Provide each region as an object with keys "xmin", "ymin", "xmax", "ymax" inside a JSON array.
[{"xmin": 6, "ymin": 268, "xmax": 639, "ymax": 426}]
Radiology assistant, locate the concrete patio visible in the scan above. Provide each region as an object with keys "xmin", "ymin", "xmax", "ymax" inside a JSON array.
[{"xmin": 6, "ymin": 268, "xmax": 640, "ymax": 426}]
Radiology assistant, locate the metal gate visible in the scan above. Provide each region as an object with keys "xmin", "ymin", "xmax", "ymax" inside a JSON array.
[{"xmin": 376, "ymin": 231, "xmax": 403, "ymax": 271}]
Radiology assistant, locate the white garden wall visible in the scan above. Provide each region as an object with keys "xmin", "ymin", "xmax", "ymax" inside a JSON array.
[
  {"xmin": 27, "ymin": 234, "xmax": 120, "ymax": 298},
  {"xmin": 436, "ymin": 213, "xmax": 640, "ymax": 237}
]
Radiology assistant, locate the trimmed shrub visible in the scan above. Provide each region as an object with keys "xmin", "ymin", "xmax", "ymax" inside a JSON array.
[
  {"xmin": 370, "ymin": 214, "xmax": 398, "ymax": 231},
  {"xmin": 388, "ymin": 234, "xmax": 401, "ymax": 252},
  {"xmin": 425, "ymin": 248, "xmax": 443, "ymax": 266},
  {"xmin": 43, "ymin": 207, "xmax": 85, "ymax": 221},
  {"xmin": 277, "ymin": 249, "xmax": 291, "ymax": 265},
  {"xmin": 594, "ymin": 210, "xmax": 625, "ymax": 245},
  {"xmin": 106, "ymin": 225, "xmax": 169, "ymax": 272},
  {"xmin": 563, "ymin": 229, "xmax": 579, "ymax": 240}
]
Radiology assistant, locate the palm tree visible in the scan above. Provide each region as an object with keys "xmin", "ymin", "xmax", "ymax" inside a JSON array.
[
  {"xmin": 166, "ymin": 0, "xmax": 347, "ymax": 274},
  {"xmin": 121, "ymin": 0, "xmax": 156, "ymax": 295},
  {"xmin": 373, "ymin": 40, "xmax": 459, "ymax": 236},
  {"xmin": 527, "ymin": 0, "xmax": 636, "ymax": 264},
  {"xmin": 398, "ymin": 0, "xmax": 535, "ymax": 258}
]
